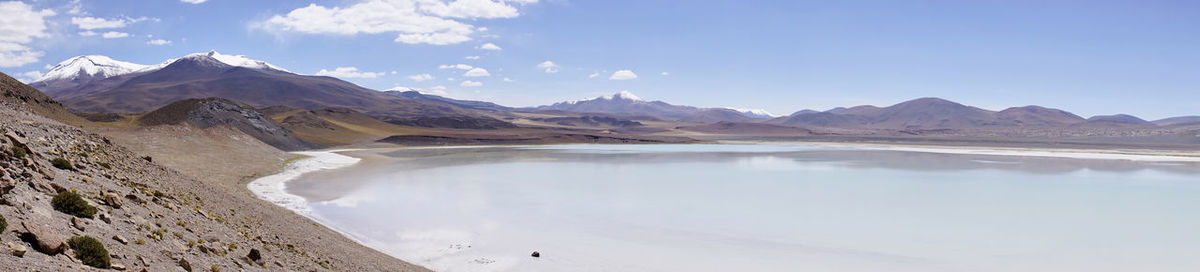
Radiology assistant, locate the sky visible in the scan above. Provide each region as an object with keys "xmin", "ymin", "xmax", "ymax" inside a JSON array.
[{"xmin": 1, "ymin": 0, "xmax": 1198, "ymax": 120}]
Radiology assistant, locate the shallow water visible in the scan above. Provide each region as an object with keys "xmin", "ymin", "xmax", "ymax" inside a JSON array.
[{"xmin": 288, "ymin": 144, "xmax": 1200, "ymax": 272}]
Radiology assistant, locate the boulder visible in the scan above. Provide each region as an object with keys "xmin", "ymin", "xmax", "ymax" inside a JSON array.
[
  {"xmin": 247, "ymin": 248, "xmax": 262, "ymax": 264},
  {"xmin": 7, "ymin": 242, "xmax": 26, "ymax": 257},
  {"xmin": 21, "ymin": 221, "xmax": 65, "ymax": 255},
  {"xmin": 531, "ymin": 251, "xmax": 540, "ymax": 258},
  {"xmin": 71, "ymin": 217, "xmax": 85, "ymax": 231},
  {"xmin": 103, "ymin": 193, "xmax": 123, "ymax": 208},
  {"xmin": 113, "ymin": 235, "xmax": 129, "ymax": 245},
  {"xmin": 124, "ymin": 194, "xmax": 144, "ymax": 204},
  {"xmin": 177, "ymin": 257, "xmax": 193, "ymax": 272},
  {"xmin": 110, "ymin": 263, "xmax": 126, "ymax": 270}
]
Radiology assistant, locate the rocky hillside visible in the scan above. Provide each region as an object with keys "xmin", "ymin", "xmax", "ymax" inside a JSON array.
[
  {"xmin": 0, "ymin": 72, "xmax": 426, "ymax": 271},
  {"xmin": 0, "ymin": 73, "xmax": 84, "ymax": 125},
  {"xmin": 137, "ymin": 98, "xmax": 311, "ymax": 151}
]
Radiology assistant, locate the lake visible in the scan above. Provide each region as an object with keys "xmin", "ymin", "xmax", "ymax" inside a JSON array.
[{"xmin": 269, "ymin": 144, "xmax": 1200, "ymax": 272}]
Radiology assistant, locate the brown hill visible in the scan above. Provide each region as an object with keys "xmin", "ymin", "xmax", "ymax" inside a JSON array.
[
  {"xmin": 996, "ymin": 105, "xmax": 1086, "ymax": 126},
  {"xmin": 677, "ymin": 122, "xmax": 813, "ymax": 135},
  {"xmin": 136, "ymin": 98, "xmax": 312, "ymax": 151},
  {"xmin": 0, "ymin": 72, "xmax": 84, "ymax": 125},
  {"xmin": 771, "ymin": 98, "xmax": 1093, "ymax": 130},
  {"xmin": 267, "ymin": 107, "xmax": 437, "ymax": 147}
]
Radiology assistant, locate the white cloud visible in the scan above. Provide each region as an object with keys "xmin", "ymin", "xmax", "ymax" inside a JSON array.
[
  {"xmin": 477, "ymin": 42, "xmax": 502, "ymax": 50},
  {"xmin": 536, "ymin": 61, "xmax": 558, "ymax": 73},
  {"xmin": 463, "ymin": 67, "xmax": 490, "ymax": 77},
  {"xmin": 71, "ymin": 16, "xmax": 153, "ymax": 30},
  {"xmin": 408, "ymin": 73, "xmax": 434, "ymax": 81},
  {"xmin": 71, "ymin": 17, "xmax": 127, "ymax": 30},
  {"xmin": 315, "ymin": 67, "xmax": 386, "ymax": 79},
  {"xmin": 78, "ymin": 31, "xmax": 97, "ymax": 37},
  {"xmin": 256, "ymin": 0, "xmax": 535, "ymax": 45},
  {"xmin": 503, "ymin": 77, "xmax": 513, "ymax": 82},
  {"xmin": 661, "ymin": 72, "xmax": 670, "ymax": 76},
  {"xmin": 16, "ymin": 71, "xmax": 44, "ymax": 83},
  {"xmin": 430, "ymin": 85, "xmax": 448, "ymax": 92},
  {"xmin": 66, "ymin": 0, "xmax": 82, "ymax": 15},
  {"xmin": 101, "ymin": 31, "xmax": 130, "ymax": 39},
  {"xmin": 464, "ymin": 55, "xmax": 480, "ymax": 60},
  {"xmin": 460, "ymin": 80, "xmax": 482, "ymax": 87},
  {"xmin": 146, "ymin": 39, "xmax": 171, "ymax": 45},
  {"xmin": 180, "ymin": 0, "xmax": 208, "ymax": 4},
  {"xmin": 609, "ymin": 70, "xmax": 637, "ymax": 80},
  {"xmin": 0, "ymin": 2, "xmax": 55, "ymax": 67},
  {"xmin": 588, "ymin": 72, "xmax": 599, "ymax": 78},
  {"xmin": 438, "ymin": 64, "xmax": 474, "ymax": 70},
  {"xmin": 418, "ymin": 0, "xmax": 523, "ymax": 19}
]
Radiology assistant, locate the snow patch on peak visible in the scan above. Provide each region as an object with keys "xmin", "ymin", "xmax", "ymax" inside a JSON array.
[
  {"xmin": 34, "ymin": 55, "xmax": 150, "ymax": 83},
  {"xmin": 174, "ymin": 51, "xmax": 289, "ymax": 72},
  {"xmin": 728, "ymin": 108, "xmax": 778, "ymax": 118},
  {"xmin": 603, "ymin": 91, "xmax": 643, "ymax": 101},
  {"xmin": 387, "ymin": 86, "xmax": 447, "ymax": 96}
]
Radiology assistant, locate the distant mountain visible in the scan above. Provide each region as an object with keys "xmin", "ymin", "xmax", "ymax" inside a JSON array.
[
  {"xmin": 726, "ymin": 108, "xmax": 777, "ymax": 119},
  {"xmin": 384, "ymin": 88, "xmax": 512, "ymax": 111},
  {"xmin": 37, "ymin": 52, "xmax": 510, "ymax": 129},
  {"xmin": 769, "ymin": 98, "xmax": 1092, "ymax": 129},
  {"xmin": 996, "ymin": 105, "xmax": 1086, "ymax": 126},
  {"xmin": 29, "ymin": 55, "xmax": 151, "ymax": 96},
  {"xmin": 138, "ymin": 98, "xmax": 312, "ymax": 151},
  {"xmin": 1152, "ymin": 116, "xmax": 1200, "ymax": 126},
  {"xmin": 534, "ymin": 91, "xmax": 762, "ymax": 123},
  {"xmin": 1087, "ymin": 114, "xmax": 1152, "ymax": 125}
]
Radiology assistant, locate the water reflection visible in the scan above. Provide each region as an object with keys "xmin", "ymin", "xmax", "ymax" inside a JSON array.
[{"xmin": 287, "ymin": 144, "xmax": 1200, "ymax": 272}]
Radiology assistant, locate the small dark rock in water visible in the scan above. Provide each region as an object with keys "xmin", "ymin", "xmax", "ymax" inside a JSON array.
[{"xmin": 531, "ymin": 251, "xmax": 540, "ymax": 258}]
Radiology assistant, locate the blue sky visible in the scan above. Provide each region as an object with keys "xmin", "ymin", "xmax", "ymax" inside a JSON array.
[{"xmin": 1, "ymin": 0, "xmax": 1198, "ymax": 119}]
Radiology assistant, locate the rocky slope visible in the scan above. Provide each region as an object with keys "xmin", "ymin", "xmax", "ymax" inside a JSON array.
[
  {"xmin": 137, "ymin": 98, "xmax": 312, "ymax": 151},
  {"xmin": 0, "ymin": 72, "xmax": 427, "ymax": 271}
]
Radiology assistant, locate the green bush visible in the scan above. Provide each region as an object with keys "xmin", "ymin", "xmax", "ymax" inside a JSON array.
[
  {"xmin": 67, "ymin": 236, "xmax": 110, "ymax": 268},
  {"xmin": 51, "ymin": 157, "xmax": 74, "ymax": 170},
  {"xmin": 98, "ymin": 162, "xmax": 111, "ymax": 169},
  {"xmin": 0, "ymin": 213, "xmax": 7, "ymax": 233},
  {"xmin": 52, "ymin": 191, "xmax": 96, "ymax": 218},
  {"xmin": 10, "ymin": 145, "xmax": 26, "ymax": 158}
]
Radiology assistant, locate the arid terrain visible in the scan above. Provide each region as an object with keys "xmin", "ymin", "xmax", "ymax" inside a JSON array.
[
  {"xmin": 3, "ymin": 48, "xmax": 1199, "ymax": 271},
  {"xmin": 1, "ymin": 72, "xmax": 427, "ymax": 271}
]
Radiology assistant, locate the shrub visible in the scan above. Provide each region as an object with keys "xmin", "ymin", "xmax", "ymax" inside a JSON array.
[
  {"xmin": 99, "ymin": 162, "xmax": 111, "ymax": 169},
  {"xmin": 0, "ymin": 213, "xmax": 7, "ymax": 233},
  {"xmin": 67, "ymin": 236, "xmax": 110, "ymax": 268},
  {"xmin": 134, "ymin": 238, "xmax": 145, "ymax": 245},
  {"xmin": 52, "ymin": 191, "xmax": 97, "ymax": 218},
  {"xmin": 10, "ymin": 145, "xmax": 26, "ymax": 158},
  {"xmin": 51, "ymin": 157, "xmax": 74, "ymax": 170}
]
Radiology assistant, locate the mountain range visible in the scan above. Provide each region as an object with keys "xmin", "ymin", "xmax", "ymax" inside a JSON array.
[
  {"xmin": 24, "ymin": 52, "xmax": 1200, "ymax": 132},
  {"xmin": 29, "ymin": 52, "xmax": 513, "ymax": 129},
  {"xmin": 531, "ymin": 91, "xmax": 770, "ymax": 123}
]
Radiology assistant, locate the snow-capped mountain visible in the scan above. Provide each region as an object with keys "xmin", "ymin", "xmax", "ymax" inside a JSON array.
[
  {"xmin": 536, "ymin": 91, "xmax": 764, "ymax": 123},
  {"xmin": 32, "ymin": 55, "xmax": 150, "ymax": 84},
  {"xmin": 30, "ymin": 51, "xmax": 289, "ymax": 99},
  {"xmin": 172, "ymin": 51, "xmax": 290, "ymax": 72},
  {"xmin": 727, "ymin": 108, "xmax": 777, "ymax": 119}
]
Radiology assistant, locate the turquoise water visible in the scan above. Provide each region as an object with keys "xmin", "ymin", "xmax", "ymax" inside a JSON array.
[{"xmin": 291, "ymin": 144, "xmax": 1200, "ymax": 272}]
